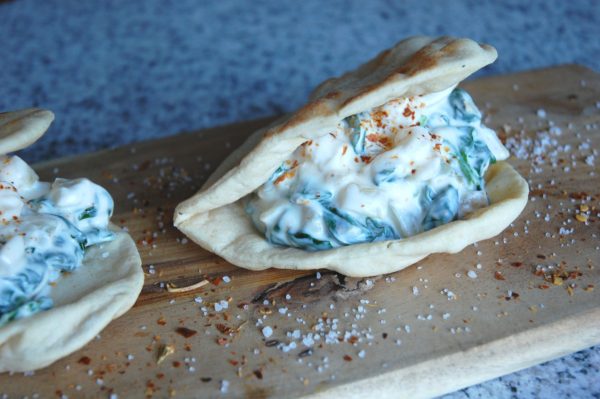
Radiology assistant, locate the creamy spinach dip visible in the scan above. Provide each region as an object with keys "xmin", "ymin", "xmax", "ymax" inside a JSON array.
[
  {"xmin": 246, "ymin": 87, "xmax": 509, "ymax": 251},
  {"xmin": 0, "ymin": 156, "xmax": 114, "ymax": 326}
]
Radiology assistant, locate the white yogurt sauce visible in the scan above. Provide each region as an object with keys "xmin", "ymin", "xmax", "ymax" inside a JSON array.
[
  {"xmin": 247, "ymin": 87, "xmax": 509, "ymax": 250},
  {"xmin": 0, "ymin": 155, "xmax": 114, "ymax": 325}
]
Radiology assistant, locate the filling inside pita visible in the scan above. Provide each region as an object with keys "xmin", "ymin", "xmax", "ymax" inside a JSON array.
[
  {"xmin": 0, "ymin": 155, "xmax": 115, "ymax": 326},
  {"xmin": 246, "ymin": 87, "xmax": 508, "ymax": 251}
]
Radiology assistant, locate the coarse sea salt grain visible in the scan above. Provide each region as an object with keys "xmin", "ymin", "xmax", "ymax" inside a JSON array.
[
  {"xmin": 220, "ymin": 380, "xmax": 229, "ymax": 393},
  {"xmin": 262, "ymin": 326, "xmax": 273, "ymax": 338},
  {"xmin": 467, "ymin": 270, "xmax": 478, "ymax": 279},
  {"xmin": 214, "ymin": 300, "xmax": 228, "ymax": 312}
]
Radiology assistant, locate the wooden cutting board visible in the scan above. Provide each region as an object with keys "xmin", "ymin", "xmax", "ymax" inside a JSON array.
[{"xmin": 1, "ymin": 65, "xmax": 599, "ymax": 398}]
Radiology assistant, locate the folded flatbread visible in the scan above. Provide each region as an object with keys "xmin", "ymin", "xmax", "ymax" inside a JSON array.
[
  {"xmin": 174, "ymin": 36, "xmax": 529, "ymax": 277},
  {"xmin": 0, "ymin": 109, "xmax": 143, "ymax": 372}
]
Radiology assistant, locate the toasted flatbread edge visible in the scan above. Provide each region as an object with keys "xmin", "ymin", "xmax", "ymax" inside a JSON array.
[{"xmin": 0, "ymin": 108, "xmax": 54, "ymax": 155}]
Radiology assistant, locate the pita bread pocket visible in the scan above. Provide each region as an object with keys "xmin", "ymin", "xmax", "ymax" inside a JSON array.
[
  {"xmin": 174, "ymin": 36, "xmax": 529, "ymax": 277},
  {"xmin": 0, "ymin": 109, "xmax": 143, "ymax": 372}
]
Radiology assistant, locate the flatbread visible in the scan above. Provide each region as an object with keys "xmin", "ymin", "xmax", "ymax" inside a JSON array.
[
  {"xmin": 0, "ymin": 109, "xmax": 144, "ymax": 372},
  {"xmin": 0, "ymin": 230, "xmax": 143, "ymax": 372},
  {"xmin": 174, "ymin": 36, "xmax": 529, "ymax": 277},
  {"xmin": 0, "ymin": 108, "xmax": 54, "ymax": 154}
]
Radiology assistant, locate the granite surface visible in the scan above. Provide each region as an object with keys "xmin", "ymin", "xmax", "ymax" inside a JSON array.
[{"xmin": 1, "ymin": 0, "xmax": 599, "ymax": 397}]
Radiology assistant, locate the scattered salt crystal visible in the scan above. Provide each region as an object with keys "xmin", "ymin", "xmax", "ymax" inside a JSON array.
[
  {"xmin": 442, "ymin": 313, "xmax": 450, "ymax": 320},
  {"xmin": 194, "ymin": 296, "xmax": 203, "ymax": 304},
  {"xmin": 220, "ymin": 380, "xmax": 229, "ymax": 393},
  {"xmin": 222, "ymin": 276, "xmax": 231, "ymax": 283},
  {"xmin": 302, "ymin": 334, "xmax": 315, "ymax": 347},
  {"xmin": 537, "ymin": 109, "xmax": 547, "ymax": 119},
  {"xmin": 101, "ymin": 252, "xmax": 109, "ymax": 258},
  {"xmin": 358, "ymin": 350, "xmax": 366, "ymax": 359},
  {"xmin": 412, "ymin": 286, "xmax": 419, "ymax": 296},
  {"xmin": 316, "ymin": 272, "xmax": 321, "ymax": 279},
  {"xmin": 262, "ymin": 326, "xmax": 273, "ymax": 338},
  {"xmin": 467, "ymin": 270, "xmax": 478, "ymax": 279},
  {"xmin": 214, "ymin": 300, "xmax": 228, "ymax": 312},
  {"xmin": 285, "ymin": 294, "xmax": 292, "ymax": 300},
  {"xmin": 278, "ymin": 307, "xmax": 288, "ymax": 315}
]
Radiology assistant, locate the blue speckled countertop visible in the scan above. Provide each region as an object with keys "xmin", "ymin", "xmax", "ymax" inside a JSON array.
[{"xmin": 1, "ymin": 0, "xmax": 599, "ymax": 397}]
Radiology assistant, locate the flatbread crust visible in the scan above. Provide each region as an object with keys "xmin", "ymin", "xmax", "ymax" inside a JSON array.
[
  {"xmin": 174, "ymin": 36, "xmax": 529, "ymax": 277},
  {"xmin": 0, "ymin": 230, "xmax": 143, "ymax": 372},
  {"xmin": 0, "ymin": 109, "xmax": 144, "ymax": 372},
  {"xmin": 0, "ymin": 108, "xmax": 54, "ymax": 155}
]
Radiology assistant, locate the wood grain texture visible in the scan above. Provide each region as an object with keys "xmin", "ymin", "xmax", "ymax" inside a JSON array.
[{"xmin": 0, "ymin": 65, "xmax": 599, "ymax": 398}]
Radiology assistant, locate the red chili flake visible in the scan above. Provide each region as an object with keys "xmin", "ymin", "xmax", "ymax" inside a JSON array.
[
  {"xmin": 216, "ymin": 337, "xmax": 228, "ymax": 346},
  {"xmin": 347, "ymin": 336, "xmax": 358, "ymax": 344},
  {"xmin": 511, "ymin": 262, "xmax": 523, "ymax": 268},
  {"xmin": 228, "ymin": 359, "xmax": 239, "ymax": 366},
  {"xmin": 156, "ymin": 373, "xmax": 165, "ymax": 379},
  {"xmin": 175, "ymin": 327, "xmax": 197, "ymax": 338},
  {"xmin": 505, "ymin": 292, "xmax": 520, "ymax": 300},
  {"xmin": 212, "ymin": 276, "xmax": 222, "ymax": 286},
  {"xmin": 584, "ymin": 284, "xmax": 595, "ymax": 292},
  {"xmin": 568, "ymin": 271, "xmax": 582, "ymax": 279},
  {"xmin": 216, "ymin": 324, "xmax": 233, "ymax": 335},
  {"xmin": 253, "ymin": 369, "xmax": 263, "ymax": 379},
  {"xmin": 360, "ymin": 155, "xmax": 372, "ymax": 164},
  {"xmin": 172, "ymin": 361, "xmax": 181, "ymax": 368},
  {"xmin": 382, "ymin": 333, "xmax": 388, "ymax": 339},
  {"xmin": 343, "ymin": 355, "xmax": 353, "ymax": 362},
  {"xmin": 78, "ymin": 356, "xmax": 91, "ymax": 365},
  {"xmin": 539, "ymin": 284, "xmax": 550, "ymax": 290},
  {"xmin": 156, "ymin": 317, "xmax": 166, "ymax": 326},
  {"xmin": 342, "ymin": 145, "xmax": 348, "ymax": 156},
  {"xmin": 411, "ymin": 169, "xmax": 416, "ymax": 175},
  {"xmin": 403, "ymin": 106, "xmax": 413, "ymax": 118},
  {"xmin": 494, "ymin": 271, "xmax": 506, "ymax": 281}
]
